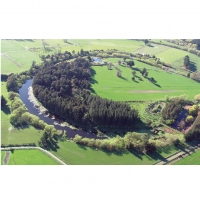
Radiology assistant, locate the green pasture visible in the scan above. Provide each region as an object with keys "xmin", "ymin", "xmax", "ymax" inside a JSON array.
[
  {"xmin": 50, "ymin": 140, "xmax": 179, "ymax": 165},
  {"xmin": 1, "ymin": 151, "xmax": 6, "ymax": 164},
  {"xmin": 1, "ymin": 56, "xmax": 21, "ymax": 74},
  {"xmin": 173, "ymin": 149, "xmax": 200, "ymax": 165},
  {"xmin": 1, "ymin": 149, "xmax": 59, "ymax": 165},
  {"xmin": 1, "ymin": 40, "xmax": 25, "ymax": 52},
  {"xmin": 133, "ymin": 42, "xmax": 200, "ymax": 71},
  {"xmin": 90, "ymin": 59, "xmax": 200, "ymax": 101},
  {"xmin": 133, "ymin": 43, "xmax": 170, "ymax": 55}
]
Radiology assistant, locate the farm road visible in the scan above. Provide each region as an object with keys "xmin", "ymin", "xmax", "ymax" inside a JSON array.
[
  {"xmin": 155, "ymin": 144, "xmax": 200, "ymax": 165},
  {"xmin": 1, "ymin": 146, "xmax": 67, "ymax": 165}
]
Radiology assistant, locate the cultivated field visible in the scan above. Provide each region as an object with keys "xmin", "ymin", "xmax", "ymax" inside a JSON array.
[
  {"xmin": 173, "ymin": 149, "xmax": 200, "ymax": 165},
  {"xmin": 1, "ymin": 149, "xmax": 59, "ymax": 165},
  {"xmin": 91, "ymin": 59, "xmax": 200, "ymax": 101},
  {"xmin": 50, "ymin": 140, "xmax": 179, "ymax": 165}
]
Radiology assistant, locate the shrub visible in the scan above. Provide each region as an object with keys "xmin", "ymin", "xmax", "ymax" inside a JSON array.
[{"xmin": 186, "ymin": 115, "xmax": 194, "ymax": 123}]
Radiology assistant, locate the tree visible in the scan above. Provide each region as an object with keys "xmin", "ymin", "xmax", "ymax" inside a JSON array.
[
  {"xmin": 184, "ymin": 55, "xmax": 190, "ymax": 69},
  {"xmin": 194, "ymin": 94, "xmax": 200, "ymax": 102},
  {"xmin": 188, "ymin": 105, "xmax": 199, "ymax": 116},
  {"xmin": 6, "ymin": 74, "xmax": 18, "ymax": 92},
  {"xmin": 143, "ymin": 71, "xmax": 148, "ymax": 77},
  {"xmin": 118, "ymin": 60, "xmax": 121, "ymax": 65},
  {"xmin": 132, "ymin": 76, "xmax": 135, "ymax": 81},
  {"xmin": 144, "ymin": 39, "xmax": 149, "ymax": 45},
  {"xmin": 141, "ymin": 68, "xmax": 147, "ymax": 75},
  {"xmin": 44, "ymin": 125, "xmax": 56, "ymax": 139},
  {"xmin": 145, "ymin": 142, "xmax": 156, "ymax": 153},
  {"xmin": 42, "ymin": 39, "xmax": 49, "ymax": 49},
  {"xmin": 126, "ymin": 60, "xmax": 135, "ymax": 68},
  {"xmin": 1, "ymin": 95, "xmax": 7, "ymax": 107},
  {"xmin": 186, "ymin": 115, "xmax": 194, "ymax": 123},
  {"xmin": 132, "ymin": 70, "xmax": 136, "ymax": 75}
]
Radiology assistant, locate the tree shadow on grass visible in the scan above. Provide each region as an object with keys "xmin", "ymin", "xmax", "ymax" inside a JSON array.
[
  {"xmin": 128, "ymin": 149, "xmax": 144, "ymax": 160},
  {"xmin": 1, "ymin": 106, "xmax": 11, "ymax": 115},
  {"xmin": 46, "ymin": 139, "xmax": 60, "ymax": 152},
  {"xmin": 190, "ymin": 61, "xmax": 197, "ymax": 72},
  {"xmin": 77, "ymin": 143, "xmax": 87, "ymax": 150},
  {"xmin": 119, "ymin": 76, "xmax": 128, "ymax": 81},
  {"xmin": 145, "ymin": 151, "xmax": 167, "ymax": 162},
  {"xmin": 101, "ymin": 148, "xmax": 128, "ymax": 156}
]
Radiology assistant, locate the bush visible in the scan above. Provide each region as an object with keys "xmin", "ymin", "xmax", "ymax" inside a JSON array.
[{"xmin": 186, "ymin": 115, "xmax": 194, "ymax": 123}]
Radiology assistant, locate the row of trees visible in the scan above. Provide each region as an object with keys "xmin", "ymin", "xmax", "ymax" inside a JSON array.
[
  {"xmin": 8, "ymin": 91, "xmax": 48, "ymax": 129},
  {"xmin": 73, "ymin": 131, "xmax": 185, "ymax": 153}
]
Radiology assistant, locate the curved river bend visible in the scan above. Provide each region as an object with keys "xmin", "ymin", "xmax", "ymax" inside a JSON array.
[{"xmin": 19, "ymin": 79, "xmax": 103, "ymax": 139}]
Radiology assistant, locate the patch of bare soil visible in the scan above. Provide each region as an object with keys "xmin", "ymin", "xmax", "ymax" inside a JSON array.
[
  {"xmin": 184, "ymin": 105, "xmax": 192, "ymax": 110},
  {"xmin": 164, "ymin": 127, "xmax": 174, "ymax": 133},
  {"xmin": 129, "ymin": 90, "xmax": 175, "ymax": 94},
  {"xmin": 3, "ymin": 151, "xmax": 10, "ymax": 165}
]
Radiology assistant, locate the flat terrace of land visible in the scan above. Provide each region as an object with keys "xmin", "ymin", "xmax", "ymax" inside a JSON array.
[
  {"xmin": 90, "ymin": 59, "xmax": 200, "ymax": 101},
  {"xmin": 173, "ymin": 149, "xmax": 200, "ymax": 165},
  {"xmin": 1, "ymin": 149, "xmax": 59, "ymax": 165}
]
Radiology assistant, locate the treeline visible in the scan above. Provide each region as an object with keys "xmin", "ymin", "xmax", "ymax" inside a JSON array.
[
  {"xmin": 33, "ymin": 58, "xmax": 140, "ymax": 128},
  {"xmin": 73, "ymin": 131, "xmax": 185, "ymax": 153},
  {"xmin": 161, "ymin": 97, "xmax": 188, "ymax": 125},
  {"xmin": 9, "ymin": 91, "xmax": 47, "ymax": 129},
  {"xmin": 185, "ymin": 114, "xmax": 200, "ymax": 141}
]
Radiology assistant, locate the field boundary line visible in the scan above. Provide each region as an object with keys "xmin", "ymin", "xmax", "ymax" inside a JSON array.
[
  {"xmin": 1, "ymin": 146, "xmax": 67, "ymax": 165},
  {"xmin": 154, "ymin": 145, "xmax": 200, "ymax": 165}
]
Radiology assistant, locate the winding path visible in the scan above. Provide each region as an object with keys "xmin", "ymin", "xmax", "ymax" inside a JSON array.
[{"xmin": 1, "ymin": 147, "xmax": 67, "ymax": 165}]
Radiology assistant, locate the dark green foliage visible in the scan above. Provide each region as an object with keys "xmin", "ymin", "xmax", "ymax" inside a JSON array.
[
  {"xmin": 6, "ymin": 74, "xmax": 18, "ymax": 92},
  {"xmin": 184, "ymin": 55, "xmax": 190, "ymax": 68},
  {"xmin": 161, "ymin": 98, "xmax": 187, "ymax": 123},
  {"xmin": 191, "ymin": 39, "xmax": 200, "ymax": 50},
  {"xmin": 126, "ymin": 60, "xmax": 135, "ymax": 68},
  {"xmin": 145, "ymin": 142, "xmax": 156, "ymax": 153},
  {"xmin": 1, "ymin": 95, "xmax": 7, "ymax": 107},
  {"xmin": 185, "ymin": 114, "xmax": 200, "ymax": 141},
  {"xmin": 32, "ymin": 58, "xmax": 140, "ymax": 129},
  {"xmin": 144, "ymin": 39, "xmax": 149, "ymax": 45}
]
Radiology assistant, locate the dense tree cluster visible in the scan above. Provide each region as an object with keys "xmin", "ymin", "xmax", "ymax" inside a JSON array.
[
  {"xmin": 185, "ymin": 114, "xmax": 200, "ymax": 141},
  {"xmin": 32, "ymin": 58, "xmax": 140, "ymax": 128},
  {"xmin": 161, "ymin": 98, "xmax": 187, "ymax": 125}
]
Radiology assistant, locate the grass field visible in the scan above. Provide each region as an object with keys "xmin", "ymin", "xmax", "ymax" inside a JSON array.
[
  {"xmin": 1, "ymin": 81, "xmax": 42, "ymax": 146},
  {"xmin": 90, "ymin": 59, "xmax": 200, "ymax": 101},
  {"xmin": 1, "ymin": 151, "xmax": 6, "ymax": 165},
  {"xmin": 50, "ymin": 140, "xmax": 179, "ymax": 165},
  {"xmin": 173, "ymin": 149, "xmax": 200, "ymax": 165},
  {"xmin": 133, "ymin": 42, "xmax": 200, "ymax": 71},
  {"xmin": 1, "ymin": 149, "xmax": 59, "ymax": 165}
]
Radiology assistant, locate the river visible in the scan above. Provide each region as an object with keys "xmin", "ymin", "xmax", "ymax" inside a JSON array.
[{"xmin": 19, "ymin": 79, "xmax": 104, "ymax": 139}]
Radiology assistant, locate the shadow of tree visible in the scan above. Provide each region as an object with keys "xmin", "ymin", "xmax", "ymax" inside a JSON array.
[
  {"xmin": 119, "ymin": 76, "xmax": 128, "ymax": 81},
  {"xmin": 1, "ymin": 106, "xmax": 11, "ymax": 114},
  {"xmin": 45, "ymin": 138, "xmax": 60, "ymax": 152},
  {"xmin": 128, "ymin": 149, "xmax": 144, "ymax": 160},
  {"xmin": 190, "ymin": 61, "xmax": 197, "ymax": 72}
]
